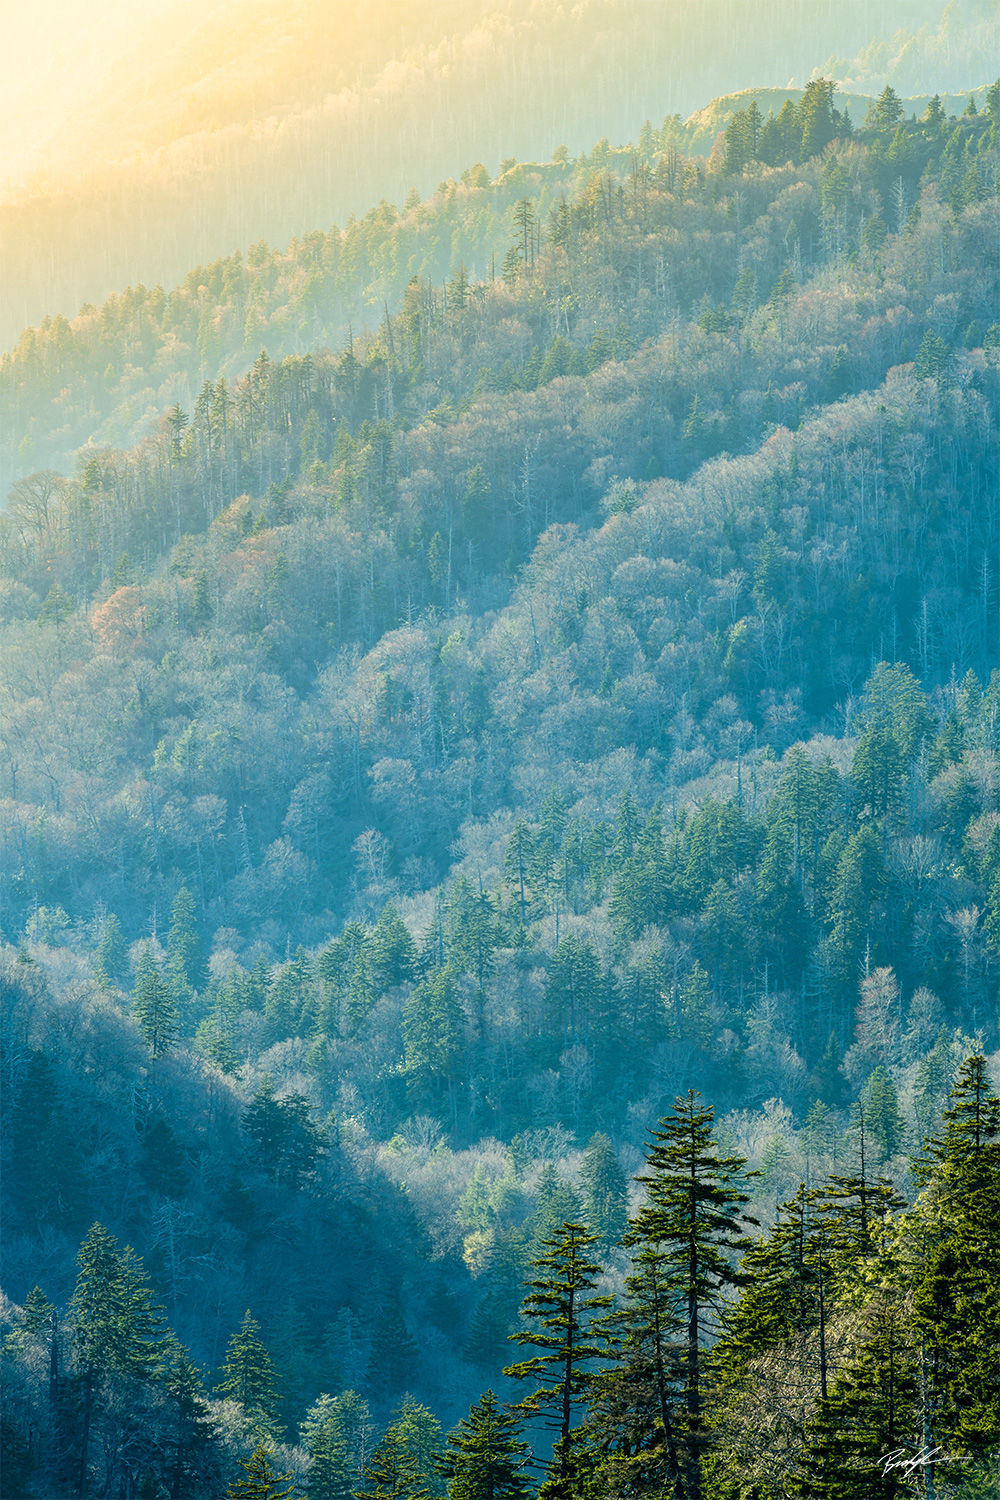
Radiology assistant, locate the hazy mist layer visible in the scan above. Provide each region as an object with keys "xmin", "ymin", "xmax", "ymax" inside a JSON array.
[{"xmin": 3, "ymin": 0, "xmax": 991, "ymax": 346}]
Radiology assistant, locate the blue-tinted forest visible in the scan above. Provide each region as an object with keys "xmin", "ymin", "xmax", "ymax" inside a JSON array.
[{"xmin": 1, "ymin": 74, "xmax": 998, "ymax": 1500}]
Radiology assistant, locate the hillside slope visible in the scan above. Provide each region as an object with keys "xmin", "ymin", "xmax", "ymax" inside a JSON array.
[
  {"xmin": 0, "ymin": 0, "xmax": 961, "ymax": 345},
  {"xmin": 0, "ymin": 77, "xmax": 998, "ymax": 1500}
]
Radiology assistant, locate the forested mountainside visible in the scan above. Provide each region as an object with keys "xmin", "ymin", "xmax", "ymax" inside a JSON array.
[
  {"xmin": 2, "ymin": 75, "xmax": 996, "ymax": 486},
  {"xmin": 0, "ymin": 0, "xmax": 983, "ymax": 347},
  {"xmin": 1, "ymin": 78, "xmax": 999, "ymax": 1499}
]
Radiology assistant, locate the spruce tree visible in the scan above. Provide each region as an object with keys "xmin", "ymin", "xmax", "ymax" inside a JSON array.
[
  {"xmin": 355, "ymin": 1421, "xmax": 430, "ymax": 1500},
  {"xmin": 861, "ymin": 1067, "xmax": 906, "ymax": 1162},
  {"xmin": 814, "ymin": 1104, "xmax": 906, "ymax": 1283},
  {"xmin": 627, "ymin": 1092, "xmax": 757, "ymax": 1500},
  {"xmin": 711, "ymin": 1185, "xmax": 831, "ymax": 1395},
  {"xmin": 704, "ymin": 1186, "xmax": 835, "ymax": 1497},
  {"xmin": 580, "ymin": 1134, "xmax": 628, "ymax": 1252},
  {"xmin": 165, "ymin": 885, "xmax": 205, "ymax": 994},
  {"xmin": 587, "ymin": 1239, "xmax": 685, "ymax": 1499},
  {"xmin": 441, "ymin": 1391, "xmax": 530, "ymax": 1500},
  {"xmin": 70, "ymin": 1226, "xmax": 166, "ymax": 1383},
  {"xmin": 912, "ymin": 1056, "xmax": 1000, "ymax": 1462},
  {"xmin": 226, "ymin": 1445, "xmax": 296, "ymax": 1499},
  {"xmin": 4, "ymin": 1285, "xmax": 55, "ymax": 1353},
  {"xmin": 385, "ymin": 1396, "xmax": 446, "ymax": 1498},
  {"xmin": 161, "ymin": 1339, "xmax": 218, "ymax": 1499},
  {"xmin": 243, "ymin": 1078, "xmax": 327, "ymax": 1188},
  {"xmin": 504, "ymin": 1221, "xmax": 610, "ymax": 1498},
  {"xmin": 302, "ymin": 1393, "xmax": 354, "ymax": 1500},
  {"xmin": 401, "ymin": 965, "xmax": 466, "ymax": 1118},
  {"xmin": 786, "ymin": 1298, "xmax": 920, "ymax": 1499},
  {"xmin": 529, "ymin": 1165, "xmax": 583, "ymax": 1258},
  {"xmin": 133, "ymin": 945, "xmax": 180, "ymax": 1057},
  {"xmin": 93, "ymin": 912, "xmax": 127, "ymax": 987},
  {"xmin": 70, "ymin": 1225, "xmax": 168, "ymax": 1496},
  {"xmin": 215, "ymin": 1312, "xmax": 282, "ymax": 1439},
  {"xmin": 302, "ymin": 1390, "xmax": 373, "ymax": 1499}
]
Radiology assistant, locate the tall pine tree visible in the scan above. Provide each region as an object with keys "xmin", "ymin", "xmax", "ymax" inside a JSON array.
[
  {"xmin": 504, "ymin": 1221, "xmax": 610, "ymax": 1498},
  {"xmin": 627, "ymin": 1092, "xmax": 757, "ymax": 1500}
]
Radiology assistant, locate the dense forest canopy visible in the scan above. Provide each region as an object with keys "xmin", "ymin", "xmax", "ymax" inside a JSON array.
[
  {"xmin": 2, "ymin": 0, "xmax": 994, "ymax": 345},
  {"xmin": 1, "ymin": 41, "xmax": 999, "ymax": 1500}
]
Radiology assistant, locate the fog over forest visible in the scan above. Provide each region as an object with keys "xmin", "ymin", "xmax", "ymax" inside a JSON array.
[
  {"xmin": 2, "ymin": 0, "xmax": 996, "ymax": 343},
  {"xmin": 1, "ymin": 3, "xmax": 999, "ymax": 1498}
]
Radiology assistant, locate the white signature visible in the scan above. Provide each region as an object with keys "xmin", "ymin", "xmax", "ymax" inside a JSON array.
[{"xmin": 881, "ymin": 1446, "xmax": 958, "ymax": 1477}]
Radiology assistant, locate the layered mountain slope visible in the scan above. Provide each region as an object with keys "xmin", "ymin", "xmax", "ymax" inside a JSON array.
[
  {"xmin": 0, "ymin": 82, "xmax": 998, "ymax": 1500},
  {"xmin": 1, "ymin": 0, "xmax": 962, "ymax": 345}
]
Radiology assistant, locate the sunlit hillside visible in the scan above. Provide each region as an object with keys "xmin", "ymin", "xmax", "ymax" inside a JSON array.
[
  {"xmin": 0, "ymin": 0, "xmax": 966, "ymax": 345},
  {"xmin": 1, "ymin": 5, "xmax": 999, "ymax": 1491}
]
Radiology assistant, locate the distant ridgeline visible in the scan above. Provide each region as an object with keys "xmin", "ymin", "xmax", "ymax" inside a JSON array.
[
  {"xmin": 683, "ymin": 82, "xmax": 994, "ymax": 154},
  {"xmin": 0, "ymin": 79, "xmax": 994, "ymax": 486},
  {"xmin": 0, "ymin": 74, "xmax": 999, "ymax": 1500}
]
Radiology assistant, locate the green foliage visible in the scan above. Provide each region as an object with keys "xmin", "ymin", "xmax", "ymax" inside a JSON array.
[
  {"xmin": 243, "ymin": 1077, "xmax": 328, "ymax": 1188},
  {"xmin": 133, "ymin": 944, "xmax": 181, "ymax": 1057},
  {"xmin": 504, "ymin": 1221, "xmax": 610, "ymax": 1496},
  {"xmin": 2, "ymin": 55, "xmax": 1000, "ymax": 1500},
  {"xmin": 227, "ymin": 1445, "xmax": 297, "ymax": 1499},
  {"xmin": 215, "ymin": 1311, "xmax": 283, "ymax": 1438},
  {"xmin": 302, "ymin": 1390, "xmax": 372, "ymax": 1500},
  {"xmin": 787, "ymin": 1297, "xmax": 919, "ymax": 1498},
  {"xmin": 627, "ymin": 1092, "xmax": 757, "ymax": 1499},
  {"xmin": 70, "ymin": 1223, "xmax": 167, "ymax": 1383},
  {"xmin": 580, "ymin": 1134, "xmax": 628, "ymax": 1251},
  {"xmin": 441, "ymin": 1391, "xmax": 530, "ymax": 1500}
]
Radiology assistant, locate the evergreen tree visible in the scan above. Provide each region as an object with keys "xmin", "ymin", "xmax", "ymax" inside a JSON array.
[
  {"xmin": 70, "ymin": 1225, "xmax": 168, "ymax": 1497},
  {"xmin": 811, "ymin": 1030, "xmax": 848, "ymax": 1107},
  {"xmin": 161, "ymin": 1340, "xmax": 218, "ymax": 1499},
  {"xmin": 866, "ymin": 85, "xmax": 904, "ymax": 132},
  {"xmin": 215, "ymin": 1312, "xmax": 282, "ymax": 1439},
  {"xmin": 243, "ymin": 1077, "xmax": 327, "ymax": 1188},
  {"xmin": 301, "ymin": 1392, "xmax": 366, "ymax": 1500},
  {"xmin": 441, "ymin": 1391, "xmax": 531, "ymax": 1500},
  {"xmin": 627, "ymin": 1092, "xmax": 757, "ymax": 1500},
  {"xmin": 787, "ymin": 1298, "xmax": 919, "ymax": 1499},
  {"xmin": 302, "ymin": 1394, "xmax": 352, "ymax": 1500},
  {"xmin": 711, "ymin": 1185, "xmax": 830, "ymax": 1389},
  {"xmin": 389, "ymin": 1396, "xmax": 446, "ymax": 1498},
  {"xmin": 4, "ymin": 1285, "xmax": 55, "ymax": 1353},
  {"xmin": 827, "ymin": 826, "xmax": 886, "ymax": 1001},
  {"xmin": 370, "ymin": 902, "xmax": 418, "ymax": 989},
  {"xmin": 799, "ymin": 79, "xmax": 837, "ymax": 160},
  {"xmin": 133, "ymin": 945, "xmax": 181, "ymax": 1057},
  {"xmin": 588, "ymin": 1238, "xmax": 686, "ymax": 1498},
  {"xmin": 165, "ymin": 885, "xmax": 205, "ymax": 994},
  {"xmin": 70, "ymin": 1226, "xmax": 167, "ymax": 1383},
  {"xmin": 543, "ymin": 937, "xmax": 603, "ymax": 1052},
  {"xmin": 580, "ymin": 1134, "xmax": 628, "ymax": 1252},
  {"xmin": 504, "ymin": 1221, "xmax": 610, "ymax": 1497},
  {"xmin": 355, "ymin": 1420, "xmax": 430, "ymax": 1500},
  {"xmin": 912, "ymin": 1056, "xmax": 1000, "ymax": 1462},
  {"xmin": 504, "ymin": 822, "xmax": 534, "ymax": 927},
  {"xmin": 705, "ymin": 1185, "xmax": 835, "ymax": 1496},
  {"xmin": 93, "ymin": 912, "xmax": 127, "ymax": 987},
  {"xmin": 529, "ymin": 1166, "xmax": 583, "ymax": 1258},
  {"xmin": 401, "ymin": 965, "xmax": 466, "ymax": 1118},
  {"xmin": 814, "ymin": 1104, "xmax": 906, "ymax": 1283},
  {"xmin": 226, "ymin": 1445, "xmax": 296, "ymax": 1499},
  {"xmin": 861, "ymin": 1067, "xmax": 905, "ymax": 1162}
]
